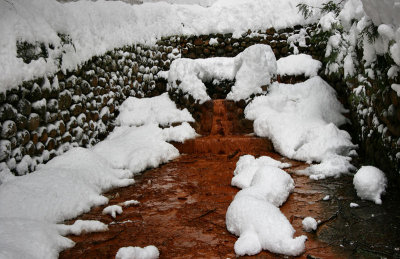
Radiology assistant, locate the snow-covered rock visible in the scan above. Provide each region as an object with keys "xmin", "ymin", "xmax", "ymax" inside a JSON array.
[{"xmin": 353, "ymin": 166, "xmax": 387, "ymax": 205}]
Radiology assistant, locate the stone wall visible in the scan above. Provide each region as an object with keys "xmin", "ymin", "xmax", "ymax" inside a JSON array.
[{"xmin": 2, "ymin": 23, "xmax": 398, "ymax": 182}]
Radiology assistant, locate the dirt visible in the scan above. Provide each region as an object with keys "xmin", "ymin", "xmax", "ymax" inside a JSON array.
[{"xmin": 59, "ymin": 100, "xmax": 399, "ymax": 259}]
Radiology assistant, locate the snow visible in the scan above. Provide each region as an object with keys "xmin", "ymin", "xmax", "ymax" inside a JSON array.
[
  {"xmin": 361, "ymin": 0, "xmax": 400, "ymax": 28},
  {"xmin": 122, "ymin": 200, "xmax": 140, "ymax": 206},
  {"xmin": 322, "ymin": 195, "xmax": 330, "ymax": 201},
  {"xmin": 231, "ymin": 154, "xmax": 291, "ymax": 190},
  {"xmin": 277, "ymin": 54, "xmax": 322, "ymax": 77},
  {"xmin": 168, "ymin": 44, "xmax": 277, "ymax": 103},
  {"xmin": 226, "ymin": 156, "xmax": 306, "ymax": 256},
  {"xmin": 245, "ymin": 77, "xmax": 357, "ymax": 179},
  {"xmin": 302, "ymin": 217, "xmax": 317, "ymax": 232},
  {"xmin": 92, "ymin": 124, "xmax": 180, "ymax": 174},
  {"xmin": 162, "ymin": 122, "xmax": 198, "ymax": 143},
  {"xmin": 350, "ymin": 202, "xmax": 359, "ymax": 208},
  {"xmin": 353, "ymin": 166, "xmax": 387, "ymax": 205},
  {"xmin": 0, "ymin": 0, "xmax": 328, "ymax": 92},
  {"xmin": 58, "ymin": 220, "xmax": 108, "ymax": 236},
  {"xmin": 0, "ymin": 93, "xmax": 198, "ymax": 258},
  {"xmin": 116, "ymin": 93, "xmax": 194, "ymax": 127},
  {"xmin": 103, "ymin": 205, "xmax": 123, "ymax": 218},
  {"xmin": 391, "ymin": 84, "xmax": 400, "ymax": 97},
  {"xmin": 115, "ymin": 245, "xmax": 160, "ymax": 259}
]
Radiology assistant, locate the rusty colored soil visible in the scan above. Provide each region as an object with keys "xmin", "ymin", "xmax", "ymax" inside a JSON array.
[{"xmin": 59, "ymin": 100, "xmax": 354, "ymax": 259}]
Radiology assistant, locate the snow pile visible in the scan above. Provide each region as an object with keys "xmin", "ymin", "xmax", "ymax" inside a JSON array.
[
  {"xmin": 116, "ymin": 93, "xmax": 194, "ymax": 127},
  {"xmin": 102, "ymin": 205, "xmax": 123, "ymax": 218},
  {"xmin": 226, "ymin": 156, "xmax": 306, "ymax": 256},
  {"xmin": 0, "ymin": 0, "xmax": 329, "ymax": 91},
  {"xmin": 353, "ymin": 166, "xmax": 387, "ymax": 205},
  {"xmin": 58, "ymin": 220, "xmax": 108, "ymax": 236},
  {"xmin": 277, "ymin": 54, "xmax": 322, "ymax": 77},
  {"xmin": 0, "ymin": 148, "xmax": 133, "ymax": 259},
  {"xmin": 116, "ymin": 245, "xmax": 159, "ymax": 259},
  {"xmin": 302, "ymin": 217, "xmax": 317, "ymax": 232},
  {"xmin": 245, "ymin": 77, "xmax": 357, "ymax": 179},
  {"xmin": 0, "ymin": 94, "xmax": 197, "ymax": 258},
  {"xmin": 168, "ymin": 44, "xmax": 277, "ymax": 103},
  {"xmin": 162, "ymin": 122, "xmax": 198, "ymax": 143},
  {"xmin": 231, "ymin": 154, "xmax": 291, "ymax": 189}
]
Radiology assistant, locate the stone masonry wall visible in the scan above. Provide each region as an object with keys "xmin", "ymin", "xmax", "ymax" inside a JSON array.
[{"xmin": 2, "ymin": 23, "xmax": 398, "ymax": 182}]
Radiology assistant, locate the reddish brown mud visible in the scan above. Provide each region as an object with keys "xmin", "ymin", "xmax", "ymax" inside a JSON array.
[{"xmin": 60, "ymin": 100, "xmax": 354, "ymax": 259}]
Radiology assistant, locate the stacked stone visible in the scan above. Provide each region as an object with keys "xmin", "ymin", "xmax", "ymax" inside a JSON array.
[{"xmin": 0, "ymin": 43, "xmax": 177, "ymax": 175}]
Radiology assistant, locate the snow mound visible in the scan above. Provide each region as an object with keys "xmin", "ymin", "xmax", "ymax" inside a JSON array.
[
  {"xmin": 227, "ymin": 156, "xmax": 306, "ymax": 256},
  {"xmin": 353, "ymin": 166, "xmax": 387, "ymax": 205},
  {"xmin": 245, "ymin": 77, "xmax": 357, "ymax": 179},
  {"xmin": 102, "ymin": 205, "xmax": 123, "ymax": 218},
  {"xmin": 58, "ymin": 220, "xmax": 108, "ymax": 236},
  {"xmin": 93, "ymin": 124, "xmax": 179, "ymax": 174},
  {"xmin": 162, "ymin": 122, "xmax": 198, "ymax": 143},
  {"xmin": 168, "ymin": 44, "xmax": 277, "ymax": 103},
  {"xmin": 232, "ymin": 154, "xmax": 291, "ymax": 190},
  {"xmin": 116, "ymin": 245, "xmax": 159, "ymax": 259},
  {"xmin": 116, "ymin": 93, "xmax": 194, "ymax": 127},
  {"xmin": 302, "ymin": 217, "xmax": 317, "ymax": 232},
  {"xmin": 122, "ymin": 200, "xmax": 140, "ymax": 207},
  {"xmin": 277, "ymin": 54, "xmax": 322, "ymax": 77}
]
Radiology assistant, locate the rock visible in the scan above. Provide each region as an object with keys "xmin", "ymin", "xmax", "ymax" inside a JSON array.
[
  {"xmin": 0, "ymin": 140, "xmax": 11, "ymax": 161},
  {"xmin": 27, "ymin": 113, "xmax": 40, "ymax": 131},
  {"xmin": 1, "ymin": 120, "xmax": 17, "ymax": 139},
  {"xmin": 0, "ymin": 104, "xmax": 17, "ymax": 120},
  {"xmin": 15, "ymin": 114, "xmax": 28, "ymax": 130},
  {"xmin": 266, "ymin": 28, "xmax": 276, "ymax": 35},
  {"xmin": 194, "ymin": 38, "xmax": 203, "ymax": 46},
  {"xmin": 45, "ymin": 138, "xmax": 57, "ymax": 151},
  {"xmin": 25, "ymin": 141, "xmax": 35, "ymax": 156},
  {"xmin": 17, "ymin": 99, "xmax": 32, "ymax": 116},
  {"xmin": 58, "ymin": 90, "xmax": 72, "ymax": 110}
]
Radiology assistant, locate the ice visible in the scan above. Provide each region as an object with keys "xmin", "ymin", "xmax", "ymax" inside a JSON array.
[
  {"xmin": 277, "ymin": 54, "xmax": 322, "ymax": 77},
  {"xmin": 245, "ymin": 77, "xmax": 357, "ymax": 179},
  {"xmin": 116, "ymin": 93, "xmax": 194, "ymax": 127},
  {"xmin": 232, "ymin": 154, "xmax": 291, "ymax": 190},
  {"xmin": 353, "ymin": 166, "xmax": 387, "ymax": 205},
  {"xmin": 168, "ymin": 44, "xmax": 277, "ymax": 103},
  {"xmin": 103, "ymin": 205, "xmax": 123, "ymax": 218},
  {"xmin": 302, "ymin": 217, "xmax": 317, "ymax": 232},
  {"xmin": 227, "ymin": 155, "xmax": 306, "ymax": 256},
  {"xmin": 115, "ymin": 245, "xmax": 160, "ymax": 259}
]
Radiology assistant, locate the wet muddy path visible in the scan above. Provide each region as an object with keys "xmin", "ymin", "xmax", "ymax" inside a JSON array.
[{"xmin": 60, "ymin": 100, "xmax": 400, "ymax": 259}]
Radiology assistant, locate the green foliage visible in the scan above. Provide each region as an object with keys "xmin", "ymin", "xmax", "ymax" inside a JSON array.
[
  {"xmin": 359, "ymin": 22, "xmax": 379, "ymax": 44},
  {"xmin": 297, "ymin": 3, "xmax": 314, "ymax": 19}
]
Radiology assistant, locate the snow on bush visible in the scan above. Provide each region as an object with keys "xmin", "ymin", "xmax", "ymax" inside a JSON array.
[
  {"xmin": 302, "ymin": 217, "xmax": 317, "ymax": 232},
  {"xmin": 277, "ymin": 54, "xmax": 322, "ymax": 77},
  {"xmin": 0, "ymin": 0, "xmax": 329, "ymax": 92},
  {"xmin": 245, "ymin": 77, "xmax": 357, "ymax": 179},
  {"xmin": 116, "ymin": 93, "xmax": 194, "ymax": 127},
  {"xmin": 168, "ymin": 44, "xmax": 277, "ymax": 103},
  {"xmin": 102, "ymin": 205, "xmax": 123, "ymax": 218},
  {"xmin": 353, "ymin": 166, "xmax": 387, "ymax": 205},
  {"xmin": 226, "ymin": 156, "xmax": 306, "ymax": 256},
  {"xmin": 231, "ymin": 154, "xmax": 291, "ymax": 189},
  {"xmin": 115, "ymin": 245, "xmax": 160, "ymax": 259}
]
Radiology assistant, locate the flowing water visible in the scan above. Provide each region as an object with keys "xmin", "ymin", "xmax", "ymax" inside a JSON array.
[{"xmin": 60, "ymin": 100, "xmax": 399, "ymax": 259}]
